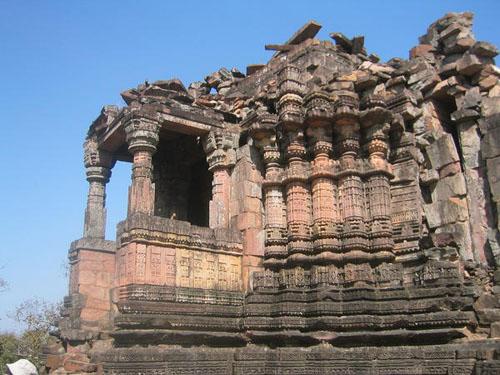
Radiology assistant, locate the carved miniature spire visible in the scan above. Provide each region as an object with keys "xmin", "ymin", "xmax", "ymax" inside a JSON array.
[
  {"xmin": 277, "ymin": 65, "xmax": 314, "ymax": 261},
  {"xmin": 305, "ymin": 92, "xmax": 341, "ymax": 257},
  {"xmin": 249, "ymin": 113, "xmax": 287, "ymax": 268},
  {"xmin": 361, "ymin": 101, "xmax": 395, "ymax": 259}
]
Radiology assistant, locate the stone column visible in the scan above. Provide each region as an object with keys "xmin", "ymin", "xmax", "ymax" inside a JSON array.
[
  {"xmin": 304, "ymin": 92, "xmax": 340, "ymax": 256},
  {"xmin": 83, "ymin": 137, "xmax": 113, "ymax": 239},
  {"xmin": 124, "ymin": 117, "xmax": 160, "ymax": 216},
  {"xmin": 333, "ymin": 91, "xmax": 369, "ymax": 259},
  {"xmin": 250, "ymin": 114, "xmax": 287, "ymax": 267},
  {"xmin": 361, "ymin": 105, "xmax": 394, "ymax": 259},
  {"xmin": 277, "ymin": 65, "xmax": 313, "ymax": 260},
  {"xmin": 283, "ymin": 128, "xmax": 313, "ymax": 257},
  {"xmin": 203, "ymin": 130, "xmax": 237, "ymax": 229}
]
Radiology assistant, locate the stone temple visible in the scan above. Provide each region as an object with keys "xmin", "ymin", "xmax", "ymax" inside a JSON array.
[{"xmin": 46, "ymin": 12, "xmax": 500, "ymax": 374}]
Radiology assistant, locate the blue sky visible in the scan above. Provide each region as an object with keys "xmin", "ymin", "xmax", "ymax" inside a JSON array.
[{"xmin": 0, "ymin": 0, "xmax": 499, "ymax": 332}]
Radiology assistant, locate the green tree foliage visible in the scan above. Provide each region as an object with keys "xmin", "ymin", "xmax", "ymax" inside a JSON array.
[
  {"xmin": 0, "ymin": 298, "xmax": 62, "ymax": 372},
  {"xmin": 0, "ymin": 333, "xmax": 19, "ymax": 373}
]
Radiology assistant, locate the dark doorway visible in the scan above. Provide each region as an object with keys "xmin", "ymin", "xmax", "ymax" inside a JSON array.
[{"xmin": 152, "ymin": 132, "xmax": 212, "ymax": 227}]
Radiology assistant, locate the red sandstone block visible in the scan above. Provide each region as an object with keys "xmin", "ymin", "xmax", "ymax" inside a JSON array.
[
  {"xmin": 243, "ymin": 197, "xmax": 262, "ymax": 213},
  {"xmin": 64, "ymin": 359, "xmax": 96, "ymax": 373},
  {"xmin": 81, "ymin": 307, "xmax": 108, "ymax": 321},
  {"xmin": 84, "ymin": 295, "xmax": 110, "ymax": 310},
  {"xmin": 242, "ymin": 254, "xmax": 264, "ymax": 267},
  {"xmin": 439, "ymin": 161, "xmax": 462, "ymax": 178},
  {"xmin": 80, "ymin": 286, "xmax": 109, "ymax": 302},
  {"xmin": 243, "ymin": 229, "xmax": 265, "ymax": 257},
  {"xmin": 46, "ymin": 354, "xmax": 64, "ymax": 370},
  {"xmin": 409, "ymin": 44, "xmax": 433, "ymax": 59},
  {"xmin": 242, "ymin": 181, "xmax": 262, "ymax": 199},
  {"xmin": 236, "ymin": 212, "xmax": 263, "ymax": 230}
]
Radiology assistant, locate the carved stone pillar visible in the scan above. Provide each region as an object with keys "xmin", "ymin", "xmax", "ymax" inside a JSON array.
[
  {"xmin": 333, "ymin": 91, "xmax": 369, "ymax": 258},
  {"xmin": 277, "ymin": 65, "xmax": 313, "ymax": 259},
  {"xmin": 250, "ymin": 114, "xmax": 287, "ymax": 267},
  {"xmin": 361, "ymin": 105, "xmax": 394, "ymax": 257},
  {"xmin": 83, "ymin": 137, "xmax": 113, "ymax": 239},
  {"xmin": 304, "ymin": 92, "xmax": 340, "ymax": 255},
  {"xmin": 203, "ymin": 130, "xmax": 237, "ymax": 228},
  {"xmin": 124, "ymin": 117, "xmax": 160, "ymax": 216},
  {"xmin": 283, "ymin": 129, "xmax": 313, "ymax": 257}
]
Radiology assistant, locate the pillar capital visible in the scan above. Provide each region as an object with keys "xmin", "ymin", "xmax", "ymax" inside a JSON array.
[
  {"xmin": 124, "ymin": 117, "xmax": 160, "ymax": 154},
  {"xmin": 307, "ymin": 126, "xmax": 333, "ymax": 157},
  {"xmin": 304, "ymin": 91, "xmax": 334, "ymax": 128},
  {"xmin": 202, "ymin": 130, "xmax": 238, "ymax": 171},
  {"xmin": 83, "ymin": 137, "xmax": 113, "ymax": 183}
]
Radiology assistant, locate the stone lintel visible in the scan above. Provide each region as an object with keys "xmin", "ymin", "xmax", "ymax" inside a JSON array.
[
  {"xmin": 98, "ymin": 105, "xmax": 226, "ymax": 159},
  {"xmin": 159, "ymin": 112, "xmax": 214, "ymax": 135},
  {"xmin": 285, "ymin": 20, "xmax": 322, "ymax": 46}
]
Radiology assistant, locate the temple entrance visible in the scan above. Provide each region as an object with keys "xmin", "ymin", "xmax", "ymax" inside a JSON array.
[{"xmin": 152, "ymin": 132, "xmax": 212, "ymax": 227}]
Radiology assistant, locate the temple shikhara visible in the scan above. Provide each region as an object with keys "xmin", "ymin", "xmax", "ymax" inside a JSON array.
[{"xmin": 46, "ymin": 12, "xmax": 500, "ymax": 374}]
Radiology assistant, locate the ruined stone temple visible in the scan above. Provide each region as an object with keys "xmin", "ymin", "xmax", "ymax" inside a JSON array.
[{"xmin": 46, "ymin": 12, "xmax": 500, "ymax": 374}]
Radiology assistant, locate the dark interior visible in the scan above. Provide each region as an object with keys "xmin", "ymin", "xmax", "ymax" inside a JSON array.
[{"xmin": 152, "ymin": 131, "xmax": 212, "ymax": 226}]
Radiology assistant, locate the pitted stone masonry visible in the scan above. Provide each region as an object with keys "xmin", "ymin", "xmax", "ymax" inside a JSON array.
[{"xmin": 46, "ymin": 12, "xmax": 500, "ymax": 375}]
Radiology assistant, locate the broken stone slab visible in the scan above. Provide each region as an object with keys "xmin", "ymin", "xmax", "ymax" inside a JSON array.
[
  {"xmin": 430, "ymin": 173, "xmax": 467, "ymax": 202},
  {"xmin": 434, "ymin": 12, "xmax": 474, "ymax": 33},
  {"xmin": 431, "ymin": 232, "xmax": 459, "ymax": 248},
  {"xmin": 188, "ymin": 81, "xmax": 210, "ymax": 98},
  {"xmin": 351, "ymin": 36, "xmax": 365, "ymax": 54},
  {"xmin": 120, "ymin": 88, "xmax": 140, "ymax": 105},
  {"xmin": 408, "ymin": 69, "xmax": 441, "ymax": 93},
  {"xmin": 456, "ymin": 53, "xmax": 484, "ymax": 76},
  {"xmin": 246, "ymin": 64, "xmax": 265, "ymax": 76},
  {"xmin": 458, "ymin": 87, "xmax": 482, "ymax": 109},
  {"xmin": 478, "ymin": 75, "xmax": 499, "ymax": 91},
  {"xmin": 489, "ymin": 84, "xmax": 500, "ymax": 97},
  {"xmin": 385, "ymin": 75, "xmax": 407, "ymax": 90},
  {"xmin": 486, "ymin": 157, "xmax": 500, "ymax": 201},
  {"xmin": 481, "ymin": 96, "xmax": 500, "ymax": 118},
  {"xmin": 419, "ymin": 169, "xmax": 439, "ymax": 185},
  {"xmin": 409, "ymin": 44, "xmax": 434, "ymax": 59},
  {"xmin": 451, "ymin": 108, "xmax": 480, "ymax": 123},
  {"xmin": 419, "ymin": 12, "xmax": 474, "ymax": 49},
  {"xmin": 153, "ymin": 79, "xmax": 188, "ymax": 93},
  {"xmin": 435, "ymin": 221, "xmax": 474, "ymax": 261},
  {"xmin": 457, "ymin": 120, "xmax": 482, "ymax": 169},
  {"xmin": 368, "ymin": 53, "xmax": 380, "ymax": 63},
  {"xmin": 428, "ymin": 76, "xmax": 460, "ymax": 100},
  {"xmin": 425, "ymin": 133, "xmax": 460, "ymax": 172},
  {"xmin": 329, "ymin": 32, "xmax": 353, "ymax": 52},
  {"xmin": 424, "ymin": 197, "xmax": 469, "ymax": 228},
  {"xmin": 480, "ymin": 120, "xmax": 500, "ymax": 159},
  {"xmin": 413, "ymin": 101, "xmax": 444, "ymax": 136},
  {"xmin": 285, "ymin": 20, "xmax": 322, "ymax": 46},
  {"xmin": 354, "ymin": 73, "xmax": 378, "ymax": 91},
  {"xmin": 443, "ymin": 36, "xmax": 476, "ymax": 55},
  {"xmin": 471, "ymin": 41, "xmax": 499, "ymax": 58},
  {"xmin": 231, "ymin": 67, "xmax": 245, "ymax": 79},
  {"xmin": 438, "ymin": 23, "xmax": 465, "ymax": 41},
  {"xmin": 265, "ymin": 44, "xmax": 295, "ymax": 52}
]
